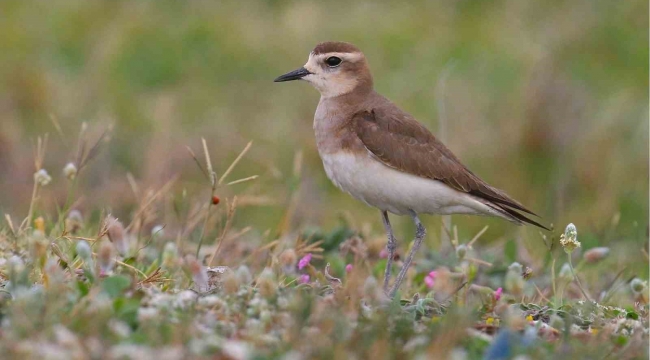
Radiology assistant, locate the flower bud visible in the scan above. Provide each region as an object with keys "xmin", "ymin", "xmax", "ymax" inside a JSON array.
[
  {"xmin": 76, "ymin": 240, "xmax": 92, "ymax": 262},
  {"xmin": 279, "ymin": 249, "xmax": 297, "ymax": 274},
  {"xmin": 98, "ymin": 241, "xmax": 115, "ymax": 276},
  {"xmin": 105, "ymin": 215, "xmax": 129, "ymax": 256},
  {"xmin": 456, "ymin": 244, "xmax": 467, "ymax": 260},
  {"xmin": 34, "ymin": 169, "xmax": 52, "ymax": 186},
  {"xmin": 257, "ymin": 268, "xmax": 277, "ymax": 299},
  {"xmin": 630, "ymin": 278, "xmax": 648, "ymax": 294},
  {"xmin": 63, "ymin": 162, "xmax": 77, "ymax": 180},
  {"xmin": 298, "ymin": 253, "xmax": 312, "ymax": 270},
  {"xmin": 560, "ymin": 223, "xmax": 580, "ymax": 254},
  {"xmin": 151, "ymin": 225, "xmax": 164, "ymax": 238},
  {"xmin": 504, "ymin": 262, "xmax": 525, "ymax": 296},
  {"xmin": 34, "ymin": 216, "xmax": 45, "ymax": 233},
  {"xmin": 222, "ymin": 271, "xmax": 240, "ymax": 295},
  {"xmin": 236, "ymin": 265, "xmax": 253, "ymax": 285},
  {"xmin": 65, "ymin": 210, "xmax": 83, "ymax": 234}
]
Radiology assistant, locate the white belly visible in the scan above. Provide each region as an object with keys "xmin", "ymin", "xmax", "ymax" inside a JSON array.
[{"xmin": 321, "ymin": 151, "xmax": 497, "ymax": 216}]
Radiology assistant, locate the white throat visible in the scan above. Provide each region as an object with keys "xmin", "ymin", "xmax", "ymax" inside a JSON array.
[{"xmin": 302, "ymin": 53, "xmax": 359, "ymax": 98}]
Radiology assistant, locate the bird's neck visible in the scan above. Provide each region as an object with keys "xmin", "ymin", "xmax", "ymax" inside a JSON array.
[{"xmin": 314, "ymin": 90, "xmax": 376, "ymax": 155}]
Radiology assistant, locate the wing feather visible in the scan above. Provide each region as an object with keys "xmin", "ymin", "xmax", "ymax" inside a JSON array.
[{"xmin": 351, "ymin": 108, "xmax": 546, "ymax": 228}]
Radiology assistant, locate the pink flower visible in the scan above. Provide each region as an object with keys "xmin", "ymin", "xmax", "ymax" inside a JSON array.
[
  {"xmin": 379, "ymin": 249, "xmax": 389, "ymax": 259},
  {"xmin": 299, "ymin": 274, "xmax": 310, "ymax": 284},
  {"xmin": 494, "ymin": 287, "xmax": 503, "ymax": 301},
  {"xmin": 345, "ymin": 264, "xmax": 353, "ymax": 273},
  {"xmin": 424, "ymin": 275, "xmax": 435, "ymax": 288},
  {"xmin": 428, "ymin": 271, "xmax": 438, "ymax": 279},
  {"xmin": 298, "ymin": 253, "xmax": 312, "ymax": 270}
]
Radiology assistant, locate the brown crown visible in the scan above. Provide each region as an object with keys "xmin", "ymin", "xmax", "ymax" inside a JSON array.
[{"xmin": 312, "ymin": 41, "xmax": 361, "ymax": 55}]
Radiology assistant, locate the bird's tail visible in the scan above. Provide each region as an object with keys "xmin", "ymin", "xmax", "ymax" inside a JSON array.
[{"xmin": 485, "ymin": 202, "xmax": 550, "ymax": 231}]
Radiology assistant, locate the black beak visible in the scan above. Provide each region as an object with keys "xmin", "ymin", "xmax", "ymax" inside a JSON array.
[{"xmin": 274, "ymin": 67, "xmax": 311, "ymax": 82}]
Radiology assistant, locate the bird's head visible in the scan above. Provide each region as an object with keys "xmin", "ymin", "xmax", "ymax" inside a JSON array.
[{"xmin": 274, "ymin": 41, "xmax": 373, "ymax": 98}]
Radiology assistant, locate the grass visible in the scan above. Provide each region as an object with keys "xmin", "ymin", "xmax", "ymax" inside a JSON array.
[
  {"xmin": 0, "ymin": 1, "xmax": 647, "ymax": 358},
  {"xmin": 0, "ymin": 126, "xmax": 647, "ymax": 359}
]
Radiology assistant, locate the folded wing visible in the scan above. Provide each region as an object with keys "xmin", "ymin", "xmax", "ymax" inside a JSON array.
[{"xmin": 352, "ymin": 109, "xmax": 548, "ymax": 230}]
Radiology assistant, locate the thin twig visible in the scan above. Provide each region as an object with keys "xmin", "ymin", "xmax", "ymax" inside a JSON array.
[
  {"xmin": 218, "ymin": 141, "xmax": 252, "ymax": 185},
  {"xmin": 185, "ymin": 145, "xmax": 210, "ymax": 181},
  {"xmin": 226, "ymin": 175, "xmax": 259, "ymax": 186},
  {"xmin": 468, "ymin": 226, "xmax": 489, "ymax": 248},
  {"xmin": 208, "ymin": 196, "xmax": 237, "ymax": 266},
  {"xmin": 465, "ymin": 257, "xmax": 493, "ymax": 267}
]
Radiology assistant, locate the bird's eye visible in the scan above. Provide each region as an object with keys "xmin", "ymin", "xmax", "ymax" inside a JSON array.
[{"xmin": 325, "ymin": 56, "xmax": 342, "ymax": 67}]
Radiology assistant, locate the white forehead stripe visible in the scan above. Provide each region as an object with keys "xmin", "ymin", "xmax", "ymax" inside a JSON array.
[{"xmin": 309, "ymin": 52, "xmax": 363, "ymax": 63}]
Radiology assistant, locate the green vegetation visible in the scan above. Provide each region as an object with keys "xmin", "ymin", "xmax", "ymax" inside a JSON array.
[{"xmin": 0, "ymin": 0, "xmax": 647, "ymax": 359}]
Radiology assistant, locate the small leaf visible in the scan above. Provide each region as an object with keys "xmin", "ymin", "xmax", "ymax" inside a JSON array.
[
  {"xmin": 76, "ymin": 280, "xmax": 89, "ymax": 297},
  {"xmin": 102, "ymin": 275, "xmax": 131, "ymax": 298},
  {"xmin": 114, "ymin": 297, "xmax": 141, "ymax": 328},
  {"xmin": 626, "ymin": 311, "xmax": 639, "ymax": 320}
]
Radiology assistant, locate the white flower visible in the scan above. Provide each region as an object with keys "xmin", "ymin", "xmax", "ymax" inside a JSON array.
[
  {"xmin": 630, "ymin": 278, "xmax": 648, "ymax": 294},
  {"xmin": 63, "ymin": 162, "xmax": 77, "ymax": 180},
  {"xmin": 560, "ymin": 223, "xmax": 580, "ymax": 254},
  {"xmin": 76, "ymin": 241, "xmax": 92, "ymax": 262},
  {"xmin": 151, "ymin": 225, "xmax": 164, "ymax": 238},
  {"xmin": 34, "ymin": 169, "xmax": 52, "ymax": 186}
]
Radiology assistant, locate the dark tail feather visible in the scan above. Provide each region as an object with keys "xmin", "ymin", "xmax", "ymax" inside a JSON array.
[
  {"xmin": 470, "ymin": 190, "xmax": 538, "ymax": 216},
  {"xmin": 500, "ymin": 206, "xmax": 550, "ymax": 231}
]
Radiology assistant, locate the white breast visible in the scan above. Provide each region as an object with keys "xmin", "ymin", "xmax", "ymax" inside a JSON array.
[{"xmin": 321, "ymin": 151, "xmax": 501, "ymax": 217}]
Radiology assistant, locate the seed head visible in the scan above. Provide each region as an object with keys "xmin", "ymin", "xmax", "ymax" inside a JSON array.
[
  {"xmin": 98, "ymin": 241, "xmax": 115, "ymax": 275},
  {"xmin": 560, "ymin": 223, "xmax": 580, "ymax": 254},
  {"xmin": 505, "ymin": 262, "xmax": 525, "ymax": 296},
  {"xmin": 236, "ymin": 265, "xmax": 253, "ymax": 285},
  {"xmin": 76, "ymin": 240, "xmax": 92, "ymax": 262},
  {"xmin": 257, "ymin": 268, "xmax": 277, "ymax": 298},
  {"xmin": 151, "ymin": 225, "xmax": 165, "ymax": 238},
  {"xmin": 279, "ymin": 249, "xmax": 297, "ymax": 273},
  {"xmin": 222, "ymin": 271, "xmax": 240, "ymax": 295},
  {"xmin": 455, "ymin": 244, "xmax": 467, "ymax": 260},
  {"xmin": 34, "ymin": 169, "xmax": 52, "ymax": 186},
  {"xmin": 630, "ymin": 278, "xmax": 648, "ymax": 294},
  {"xmin": 34, "ymin": 216, "xmax": 45, "ymax": 233},
  {"xmin": 63, "ymin": 162, "xmax": 77, "ymax": 180},
  {"xmin": 105, "ymin": 215, "xmax": 129, "ymax": 256},
  {"xmin": 65, "ymin": 210, "xmax": 83, "ymax": 234}
]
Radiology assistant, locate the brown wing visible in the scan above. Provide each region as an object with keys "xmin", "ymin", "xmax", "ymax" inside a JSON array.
[{"xmin": 352, "ymin": 108, "xmax": 542, "ymax": 220}]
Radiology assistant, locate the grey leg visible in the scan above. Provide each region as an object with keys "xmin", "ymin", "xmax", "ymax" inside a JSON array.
[
  {"xmin": 381, "ymin": 210, "xmax": 397, "ymax": 294},
  {"xmin": 388, "ymin": 210, "xmax": 426, "ymax": 298}
]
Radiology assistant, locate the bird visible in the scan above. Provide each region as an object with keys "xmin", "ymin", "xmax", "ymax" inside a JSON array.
[{"xmin": 274, "ymin": 41, "xmax": 548, "ymax": 298}]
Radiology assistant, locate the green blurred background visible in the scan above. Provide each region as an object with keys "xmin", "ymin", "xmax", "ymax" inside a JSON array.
[{"xmin": 0, "ymin": 0, "xmax": 647, "ymax": 248}]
